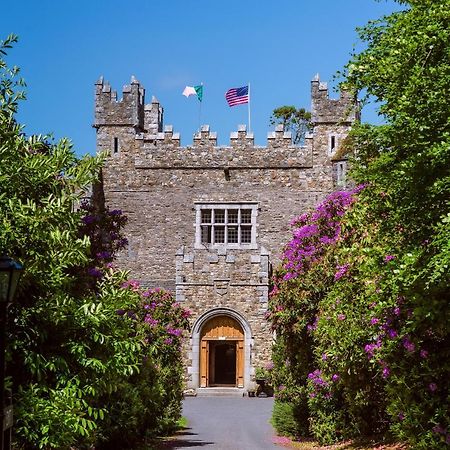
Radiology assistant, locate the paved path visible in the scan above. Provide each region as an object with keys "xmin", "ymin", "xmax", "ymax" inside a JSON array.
[{"xmin": 166, "ymin": 396, "xmax": 281, "ymax": 449}]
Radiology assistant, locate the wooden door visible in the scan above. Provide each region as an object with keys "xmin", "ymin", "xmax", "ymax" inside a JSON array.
[
  {"xmin": 200, "ymin": 315, "xmax": 244, "ymax": 387},
  {"xmin": 236, "ymin": 341, "xmax": 244, "ymax": 387},
  {"xmin": 200, "ymin": 340, "xmax": 209, "ymax": 387}
]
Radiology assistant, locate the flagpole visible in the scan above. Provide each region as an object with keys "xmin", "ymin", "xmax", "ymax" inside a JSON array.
[
  {"xmin": 198, "ymin": 82, "xmax": 203, "ymax": 132},
  {"xmin": 248, "ymin": 82, "xmax": 251, "ymax": 132}
]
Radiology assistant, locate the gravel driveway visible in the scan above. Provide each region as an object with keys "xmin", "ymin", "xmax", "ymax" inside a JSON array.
[{"xmin": 166, "ymin": 396, "xmax": 281, "ymax": 449}]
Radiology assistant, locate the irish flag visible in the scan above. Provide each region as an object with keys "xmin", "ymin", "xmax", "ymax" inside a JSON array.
[{"xmin": 182, "ymin": 85, "xmax": 203, "ymax": 102}]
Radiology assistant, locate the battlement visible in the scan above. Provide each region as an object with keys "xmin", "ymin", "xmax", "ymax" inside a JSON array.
[
  {"xmin": 94, "ymin": 76, "xmax": 358, "ymax": 148},
  {"xmin": 133, "ymin": 123, "xmax": 312, "ymax": 170},
  {"xmin": 94, "ymin": 76, "xmax": 161, "ymax": 133},
  {"xmin": 311, "ymin": 74, "xmax": 359, "ymax": 124}
]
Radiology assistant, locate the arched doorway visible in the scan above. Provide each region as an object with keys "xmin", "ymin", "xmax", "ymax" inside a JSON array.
[{"xmin": 200, "ymin": 316, "xmax": 244, "ymax": 387}]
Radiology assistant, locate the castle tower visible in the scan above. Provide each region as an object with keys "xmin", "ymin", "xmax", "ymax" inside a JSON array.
[
  {"xmin": 95, "ymin": 76, "xmax": 358, "ymax": 393},
  {"xmin": 93, "ymin": 76, "xmax": 164, "ymax": 156},
  {"xmin": 311, "ymin": 74, "xmax": 359, "ymax": 187}
]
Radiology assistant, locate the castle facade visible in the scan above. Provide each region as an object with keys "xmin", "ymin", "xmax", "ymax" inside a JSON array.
[{"xmin": 94, "ymin": 75, "xmax": 357, "ymax": 392}]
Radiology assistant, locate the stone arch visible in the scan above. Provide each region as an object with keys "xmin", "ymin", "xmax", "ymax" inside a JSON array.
[{"xmin": 188, "ymin": 307, "xmax": 253, "ymax": 390}]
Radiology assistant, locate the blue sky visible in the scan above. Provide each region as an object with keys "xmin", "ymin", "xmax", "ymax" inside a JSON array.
[{"xmin": 4, "ymin": 0, "xmax": 402, "ymax": 155}]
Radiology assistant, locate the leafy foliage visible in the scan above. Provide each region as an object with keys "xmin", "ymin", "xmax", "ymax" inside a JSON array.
[
  {"xmin": 268, "ymin": 1, "xmax": 450, "ymax": 448},
  {"xmin": 269, "ymin": 106, "xmax": 312, "ymax": 145},
  {"xmin": 0, "ymin": 35, "xmax": 190, "ymax": 449}
]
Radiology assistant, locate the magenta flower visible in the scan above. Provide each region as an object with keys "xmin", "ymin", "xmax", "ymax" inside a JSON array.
[
  {"xmin": 95, "ymin": 251, "xmax": 111, "ymax": 260},
  {"xmin": 144, "ymin": 316, "xmax": 159, "ymax": 326},
  {"xmin": 167, "ymin": 327, "xmax": 182, "ymax": 337},
  {"xmin": 307, "ymin": 317, "xmax": 319, "ymax": 332},
  {"xmin": 281, "ymin": 190, "xmax": 360, "ymax": 280},
  {"xmin": 337, "ymin": 313, "xmax": 346, "ymax": 321},
  {"xmin": 402, "ymin": 337, "xmax": 415, "ymax": 353},
  {"xmin": 334, "ymin": 264, "xmax": 350, "ymax": 281},
  {"xmin": 382, "ymin": 366, "xmax": 390, "ymax": 378},
  {"xmin": 384, "ymin": 255, "xmax": 395, "ymax": 262},
  {"xmin": 331, "ymin": 374, "xmax": 340, "ymax": 382},
  {"xmin": 387, "ymin": 328, "xmax": 398, "ymax": 339},
  {"xmin": 370, "ymin": 317, "xmax": 380, "ymax": 325},
  {"xmin": 364, "ymin": 341, "xmax": 382, "ymax": 358},
  {"xmin": 181, "ymin": 309, "xmax": 192, "ymax": 318},
  {"xmin": 420, "ymin": 349, "xmax": 429, "ymax": 359},
  {"xmin": 428, "ymin": 383, "xmax": 437, "ymax": 392}
]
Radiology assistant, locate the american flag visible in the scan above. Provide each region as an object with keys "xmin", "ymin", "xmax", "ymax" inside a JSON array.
[{"xmin": 225, "ymin": 85, "xmax": 249, "ymax": 107}]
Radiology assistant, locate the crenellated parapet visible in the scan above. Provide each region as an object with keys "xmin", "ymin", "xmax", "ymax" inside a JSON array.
[
  {"xmin": 94, "ymin": 75, "xmax": 145, "ymax": 129},
  {"xmin": 193, "ymin": 125, "xmax": 217, "ymax": 147},
  {"xmin": 157, "ymin": 125, "xmax": 181, "ymax": 146},
  {"xmin": 311, "ymin": 74, "xmax": 359, "ymax": 125},
  {"xmin": 267, "ymin": 124, "xmax": 294, "ymax": 148},
  {"xmin": 96, "ymin": 76, "xmax": 357, "ymax": 177},
  {"xmin": 134, "ymin": 122, "xmax": 311, "ymax": 169},
  {"xmin": 230, "ymin": 124, "xmax": 254, "ymax": 147}
]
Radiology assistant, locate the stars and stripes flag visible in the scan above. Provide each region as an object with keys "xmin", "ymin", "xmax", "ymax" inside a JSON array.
[{"xmin": 225, "ymin": 85, "xmax": 249, "ymax": 107}]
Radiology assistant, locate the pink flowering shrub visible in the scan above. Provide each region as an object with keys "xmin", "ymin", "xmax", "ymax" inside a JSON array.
[
  {"xmin": 269, "ymin": 178, "xmax": 449, "ymax": 447},
  {"xmin": 101, "ymin": 282, "xmax": 191, "ymax": 445},
  {"xmin": 268, "ymin": 189, "xmax": 362, "ymax": 442}
]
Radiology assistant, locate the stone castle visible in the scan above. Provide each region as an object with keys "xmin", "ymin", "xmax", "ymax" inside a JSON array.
[{"xmin": 94, "ymin": 75, "xmax": 358, "ymax": 392}]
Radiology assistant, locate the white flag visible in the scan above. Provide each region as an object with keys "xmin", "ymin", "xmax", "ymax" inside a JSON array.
[{"xmin": 182, "ymin": 86, "xmax": 197, "ymax": 97}]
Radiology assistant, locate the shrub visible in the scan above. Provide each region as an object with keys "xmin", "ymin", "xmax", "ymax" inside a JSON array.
[
  {"xmin": 271, "ymin": 399, "xmax": 309, "ymax": 439},
  {"xmin": 0, "ymin": 36, "xmax": 190, "ymax": 449}
]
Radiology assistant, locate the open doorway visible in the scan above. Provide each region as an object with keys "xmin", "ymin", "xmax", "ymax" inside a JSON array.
[
  {"xmin": 200, "ymin": 315, "xmax": 244, "ymax": 387},
  {"xmin": 209, "ymin": 341, "xmax": 236, "ymax": 386}
]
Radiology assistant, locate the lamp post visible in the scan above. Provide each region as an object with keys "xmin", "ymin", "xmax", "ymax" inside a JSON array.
[{"xmin": 0, "ymin": 255, "xmax": 23, "ymax": 450}]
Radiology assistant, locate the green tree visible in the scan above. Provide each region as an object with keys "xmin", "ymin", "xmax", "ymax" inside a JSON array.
[
  {"xmin": 269, "ymin": 106, "xmax": 312, "ymax": 145},
  {"xmin": 1, "ymin": 35, "xmax": 189, "ymax": 449},
  {"xmin": 269, "ymin": 1, "xmax": 450, "ymax": 448}
]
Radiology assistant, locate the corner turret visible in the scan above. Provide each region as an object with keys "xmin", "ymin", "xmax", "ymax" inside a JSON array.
[
  {"xmin": 311, "ymin": 74, "xmax": 359, "ymax": 125},
  {"xmin": 94, "ymin": 75, "xmax": 145, "ymax": 130}
]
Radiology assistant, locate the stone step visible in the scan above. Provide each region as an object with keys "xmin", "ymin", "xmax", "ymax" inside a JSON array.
[{"xmin": 195, "ymin": 387, "xmax": 246, "ymax": 397}]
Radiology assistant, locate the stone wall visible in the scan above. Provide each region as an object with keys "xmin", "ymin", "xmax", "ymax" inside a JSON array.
[{"xmin": 94, "ymin": 75, "xmax": 358, "ymax": 389}]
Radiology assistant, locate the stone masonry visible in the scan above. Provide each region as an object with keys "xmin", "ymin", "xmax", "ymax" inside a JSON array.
[{"xmin": 94, "ymin": 74, "xmax": 358, "ymax": 390}]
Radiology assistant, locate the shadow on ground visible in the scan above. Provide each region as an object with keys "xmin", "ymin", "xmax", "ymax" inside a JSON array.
[{"xmin": 150, "ymin": 428, "xmax": 215, "ymax": 449}]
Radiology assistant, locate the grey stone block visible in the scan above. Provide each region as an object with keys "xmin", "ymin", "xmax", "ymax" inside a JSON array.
[{"xmin": 183, "ymin": 254, "xmax": 194, "ymax": 263}]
